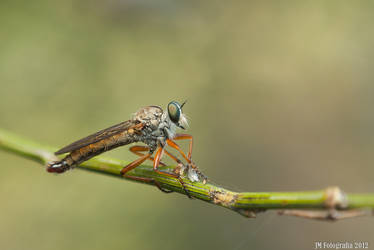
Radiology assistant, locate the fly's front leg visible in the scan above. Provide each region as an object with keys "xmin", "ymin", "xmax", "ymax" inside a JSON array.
[
  {"xmin": 165, "ymin": 136, "xmax": 207, "ymax": 186},
  {"xmin": 120, "ymin": 151, "xmax": 172, "ymax": 194},
  {"xmin": 166, "ymin": 139, "xmax": 191, "ymax": 164},
  {"xmin": 173, "ymin": 133, "xmax": 193, "ymax": 160}
]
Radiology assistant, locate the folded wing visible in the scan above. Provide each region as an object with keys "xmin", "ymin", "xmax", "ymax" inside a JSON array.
[{"xmin": 55, "ymin": 120, "xmax": 139, "ymax": 155}]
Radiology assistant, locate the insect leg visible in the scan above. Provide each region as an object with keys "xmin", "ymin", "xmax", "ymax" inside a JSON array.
[
  {"xmin": 165, "ymin": 143, "xmax": 207, "ymax": 187},
  {"xmin": 129, "ymin": 145, "xmax": 166, "ymax": 166},
  {"xmin": 172, "ymin": 133, "xmax": 193, "ymax": 160},
  {"xmin": 120, "ymin": 153, "xmax": 172, "ymax": 193},
  {"xmin": 163, "ymin": 149, "xmax": 183, "ymax": 165},
  {"xmin": 166, "ymin": 139, "xmax": 191, "ymax": 164},
  {"xmin": 153, "ymin": 147, "xmax": 192, "ymax": 199}
]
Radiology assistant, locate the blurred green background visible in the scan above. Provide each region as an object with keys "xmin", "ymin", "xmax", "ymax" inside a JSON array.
[{"xmin": 1, "ymin": 1, "xmax": 374, "ymax": 250}]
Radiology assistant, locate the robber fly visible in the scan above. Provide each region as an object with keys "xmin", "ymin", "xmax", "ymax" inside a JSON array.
[{"xmin": 47, "ymin": 101, "xmax": 206, "ymax": 196}]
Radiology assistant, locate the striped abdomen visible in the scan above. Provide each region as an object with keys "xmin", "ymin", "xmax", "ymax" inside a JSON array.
[{"xmin": 47, "ymin": 131, "xmax": 138, "ymax": 173}]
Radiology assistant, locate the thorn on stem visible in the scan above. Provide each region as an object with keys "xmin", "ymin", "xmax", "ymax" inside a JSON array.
[
  {"xmin": 278, "ymin": 209, "xmax": 369, "ymax": 221},
  {"xmin": 236, "ymin": 208, "xmax": 266, "ymax": 218}
]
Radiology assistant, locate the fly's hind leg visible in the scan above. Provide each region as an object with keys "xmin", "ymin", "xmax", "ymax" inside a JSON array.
[
  {"xmin": 129, "ymin": 145, "xmax": 166, "ymax": 166},
  {"xmin": 120, "ymin": 152, "xmax": 172, "ymax": 194}
]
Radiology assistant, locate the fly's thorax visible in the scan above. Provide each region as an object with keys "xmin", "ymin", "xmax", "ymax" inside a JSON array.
[
  {"xmin": 165, "ymin": 119, "xmax": 178, "ymax": 139},
  {"xmin": 133, "ymin": 105, "xmax": 165, "ymax": 151},
  {"xmin": 158, "ymin": 112, "xmax": 178, "ymax": 139},
  {"xmin": 134, "ymin": 106, "xmax": 163, "ymax": 130}
]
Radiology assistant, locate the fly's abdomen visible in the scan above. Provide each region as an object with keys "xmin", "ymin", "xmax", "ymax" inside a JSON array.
[{"xmin": 47, "ymin": 131, "xmax": 137, "ymax": 173}]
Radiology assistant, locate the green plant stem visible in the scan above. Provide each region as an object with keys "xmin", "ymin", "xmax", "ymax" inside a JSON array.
[{"xmin": 1, "ymin": 128, "xmax": 373, "ymax": 219}]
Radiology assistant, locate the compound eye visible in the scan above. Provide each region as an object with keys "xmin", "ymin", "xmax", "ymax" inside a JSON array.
[{"xmin": 168, "ymin": 101, "xmax": 181, "ymax": 123}]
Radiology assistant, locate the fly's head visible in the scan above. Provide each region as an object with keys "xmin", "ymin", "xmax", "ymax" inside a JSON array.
[
  {"xmin": 167, "ymin": 100, "xmax": 188, "ymax": 130},
  {"xmin": 158, "ymin": 101, "xmax": 188, "ymax": 140}
]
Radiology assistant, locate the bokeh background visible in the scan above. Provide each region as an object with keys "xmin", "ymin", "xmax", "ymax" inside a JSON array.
[{"xmin": 1, "ymin": 1, "xmax": 373, "ymax": 250}]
